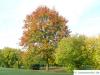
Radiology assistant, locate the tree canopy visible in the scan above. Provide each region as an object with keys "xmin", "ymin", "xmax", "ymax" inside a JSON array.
[{"xmin": 20, "ymin": 6, "xmax": 70, "ymax": 70}]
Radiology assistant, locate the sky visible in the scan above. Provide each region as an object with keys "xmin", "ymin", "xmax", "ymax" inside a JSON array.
[{"xmin": 0, "ymin": 0, "xmax": 100, "ymax": 49}]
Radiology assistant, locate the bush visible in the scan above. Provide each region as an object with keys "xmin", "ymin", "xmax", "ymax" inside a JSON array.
[{"xmin": 31, "ymin": 64, "xmax": 40, "ymax": 70}]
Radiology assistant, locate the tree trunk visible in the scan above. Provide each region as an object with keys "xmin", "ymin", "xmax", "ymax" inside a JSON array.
[
  {"xmin": 46, "ymin": 58, "xmax": 49, "ymax": 71},
  {"xmin": 46, "ymin": 63, "xmax": 49, "ymax": 71}
]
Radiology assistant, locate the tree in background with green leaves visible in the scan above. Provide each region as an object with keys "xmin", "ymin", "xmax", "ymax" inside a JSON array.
[
  {"xmin": 55, "ymin": 35, "xmax": 86, "ymax": 72},
  {"xmin": 90, "ymin": 36, "xmax": 100, "ymax": 69},
  {"xmin": 0, "ymin": 47, "xmax": 21, "ymax": 68},
  {"xmin": 55, "ymin": 35, "xmax": 100, "ymax": 72}
]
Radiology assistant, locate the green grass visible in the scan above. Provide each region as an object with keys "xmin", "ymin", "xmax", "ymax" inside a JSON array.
[{"xmin": 0, "ymin": 68, "xmax": 72, "ymax": 75}]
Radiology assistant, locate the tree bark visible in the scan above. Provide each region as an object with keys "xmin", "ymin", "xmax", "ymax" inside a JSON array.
[
  {"xmin": 46, "ymin": 63, "xmax": 49, "ymax": 71},
  {"xmin": 46, "ymin": 58, "xmax": 49, "ymax": 71}
]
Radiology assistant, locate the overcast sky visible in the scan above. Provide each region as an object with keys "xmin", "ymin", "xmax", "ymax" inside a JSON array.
[{"xmin": 0, "ymin": 0, "xmax": 100, "ymax": 49}]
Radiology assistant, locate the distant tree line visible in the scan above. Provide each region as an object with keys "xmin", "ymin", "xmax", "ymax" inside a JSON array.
[{"xmin": 0, "ymin": 35, "xmax": 100, "ymax": 72}]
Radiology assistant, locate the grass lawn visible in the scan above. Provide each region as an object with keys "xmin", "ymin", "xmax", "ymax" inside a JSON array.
[{"xmin": 0, "ymin": 68, "xmax": 72, "ymax": 75}]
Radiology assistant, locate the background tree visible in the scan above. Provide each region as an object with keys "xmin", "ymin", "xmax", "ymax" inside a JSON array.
[
  {"xmin": 20, "ymin": 6, "xmax": 70, "ymax": 70},
  {"xmin": 0, "ymin": 49, "xmax": 4, "ymax": 67},
  {"xmin": 55, "ymin": 35, "xmax": 88, "ymax": 72},
  {"xmin": 55, "ymin": 35, "xmax": 100, "ymax": 72},
  {"xmin": 83, "ymin": 37, "xmax": 97, "ymax": 69},
  {"xmin": 90, "ymin": 36, "xmax": 100, "ymax": 69},
  {"xmin": 2, "ymin": 47, "xmax": 21, "ymax": 68}
]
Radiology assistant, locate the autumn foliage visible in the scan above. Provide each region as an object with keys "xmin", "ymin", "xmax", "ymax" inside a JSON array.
[{"xmin": 20, "ymin": 6, "xmax": 69, "ymax": 47}]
